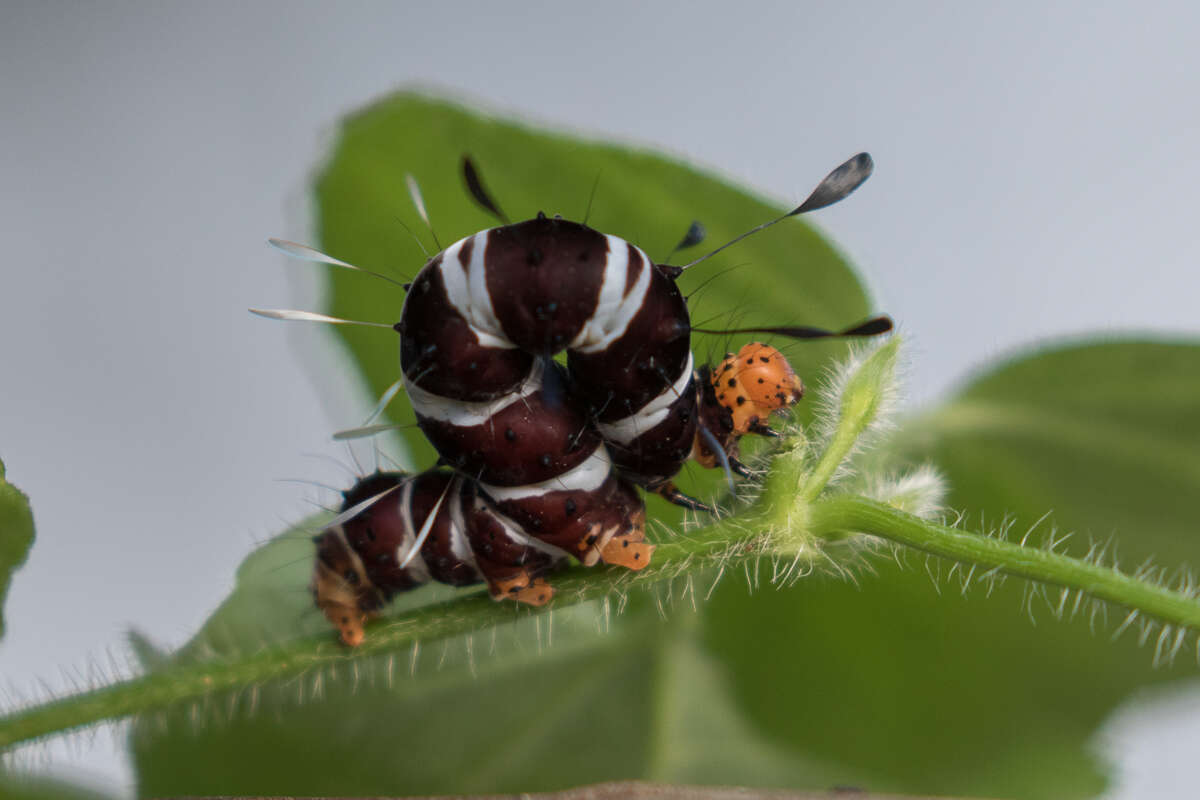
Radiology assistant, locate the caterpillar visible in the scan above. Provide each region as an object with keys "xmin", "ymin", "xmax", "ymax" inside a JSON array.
[{"xmin": 257, "ymin": 154, "xmax": 892, "ymax": 646}]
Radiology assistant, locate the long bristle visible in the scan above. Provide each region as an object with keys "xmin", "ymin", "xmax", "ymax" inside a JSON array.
[
  {"xmin": 322, "ymin": 483, "xmax": 403, "ymax": 532},
  {"xmin": 399, "ymin": 479, "xmax": 454, "ymax": 568},
  {"xmin": 332, "ymin": 422, "xmax": 413, "ymax": 441},
  {"xmin": 267, "ymin": 238, "xmax": 409, "ymax": 288},
  {"xmin": 406, "ymin": 173, "xmax": 441, "ymax": 249},
  {"xmin": 362, "ymin": 377, "xmax": 406, "ymax": 425},
  {"xmin": 248, "ymin": 308, "xmax": 394, "ymax": 328},
  {"xmin": 268, "ymin": 238, "xmax": 357, "ymax": 268}
]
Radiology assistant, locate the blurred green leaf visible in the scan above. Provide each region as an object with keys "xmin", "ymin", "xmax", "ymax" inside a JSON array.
[
  {"xmin": 0, "ymin": 457, "xmax": 35, "ymax": 641},
  {"xmin": 704, "ymin": 338, "xmax": 1200, "ymax": 800},
  {"xmin": 0, "ymin": 772, "xmax": 117, "ymax": 800},
  {"xmin": 908, "ymin": 339, "xmax": 1200, "ymax": 568}
]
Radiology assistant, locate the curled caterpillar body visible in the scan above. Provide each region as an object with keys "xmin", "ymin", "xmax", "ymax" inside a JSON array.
[
  {"xmin": 398, "ymin": 216, "xmax": 697, "ymax": 494},
  {"xmin": 317, "ymin": 214, "xmax": 722, "ymax": 646},
  {"xmin": 267, "ymin": 153, "xmax": 894, "ymax": 644}
]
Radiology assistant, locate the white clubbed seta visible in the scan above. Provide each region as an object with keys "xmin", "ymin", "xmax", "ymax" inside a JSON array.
[
  {"xmin": 248, "ymin": 308, "xmax": 394, "ymax": 328},
  {"xmin": 399, "ymin": 479, "xmax": 454, "ymax": 568},
  {"xmin": 268, "ymin": 238, "xmax": 409, "ymax": 288}
]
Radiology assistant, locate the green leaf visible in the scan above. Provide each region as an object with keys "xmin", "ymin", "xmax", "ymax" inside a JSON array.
[
  {"xmin": 0, "ymin": 457, "xmax": 35, "ymax": 641},
  {"xmin": 910, "ymin": 339, "xmax": 1200, "ymax": 568},
  {"xmin": 170, "ymin": 512, "xmax": 470, "ymax": 661},
  {"xmin": 703, "ymin": 338, "xmax": 1200, "ymax": 800},
  {"xmin": 314, "ymin": 91, "xmax": 873, "ymax": 524},
  {"xmin": 643, "ymin": 620, "xmax": 864, "ymax": 788},
  {"xmin": 131, "ymin": 91, "xmax": 879, "ymax": 796}
]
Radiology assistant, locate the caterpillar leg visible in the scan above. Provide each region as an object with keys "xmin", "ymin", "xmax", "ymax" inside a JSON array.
[
  {"xmin": 317, "ymin": 601, "xmax": 373, "ymax": 648},
  {"xmin": 570, "ymin": 500, "xmax": 654, "ymax": 570},
  {"xmin": 655, "ymin": 482, "xmax": 714, "ymax": 514},
  {"xmin": 488, "ymin": 572, "xmax": 556, "ymax": 606},
  {"xmin": 747, "ymin": 420, "xmax": 779, "ymax": 438},
  {"xmin": 600, "ymin": 535, "xmax": 655, "ymax": 571},
  {"xmin": 312, "ymin": 526, "xmax": 386, "ymax": 647},
  {"xmin": 727, "ymin": 456, "xmax": 753, "ymax": 477},
  {"xmin": 513, "ymin": 578, "xmax": 555, "ymax": 605},
  {"xmin": 598, "ymin": 510, "xmax": 654, "ymax": 571}
]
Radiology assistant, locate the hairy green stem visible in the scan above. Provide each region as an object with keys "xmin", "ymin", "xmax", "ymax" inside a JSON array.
[
  {"xmin": 800, "ymin": 337, "xmax": 898, "ymax": 504},
  {"xmin": 810, "ymin": 496, "xmax": 1200, "ymax": 630},
  {"xmin": 6, "ymin": 490, "xmax": 1199, "ymax": 751}
]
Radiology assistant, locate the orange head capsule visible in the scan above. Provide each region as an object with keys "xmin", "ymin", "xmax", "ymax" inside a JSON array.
[{"xmin": 712, "ymin": 342, "xmax": 804, "ymax": 434}]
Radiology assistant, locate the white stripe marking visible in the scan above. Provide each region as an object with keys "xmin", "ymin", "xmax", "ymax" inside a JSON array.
[
  {"xmin": 597, "ymin": 352, "xmax": 695, "ymax": 445},
  {"xmin": 447, "ymin": 479, "xmax": 482, "ymax": 579},
  {"xmin": 480, "ymin": 446, "xmax": 611, "ymax": 501},
  {"xmin": 395, "ymin": 480, "xmax": 431, "ymax": 582},
  {"xmin": 406, "ymin": 359, "xmax": 543, "ymax": 427},
  {"xmin": 569, "ymin": 236, "xmax": 653, "ymax": 353},
  {"xmin": 437, "ymin": 232, "xmax": 513, "ymax": 349},
  {"xmin": 478, "ymin": 498, "xmax": 574, "ymax": 561}
]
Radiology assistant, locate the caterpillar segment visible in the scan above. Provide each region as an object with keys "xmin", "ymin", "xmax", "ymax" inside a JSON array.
[
  {"xmin": 397, "ymin": 218, "xmax": 695, "ymax": 490},
  {"xmin": 311, "ymin": 460, "xmax": 654, "ymax": 646}
]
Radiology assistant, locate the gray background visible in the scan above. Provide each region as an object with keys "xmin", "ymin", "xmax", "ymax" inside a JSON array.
[{"xmin": 2, "ymin": 2, "xmax": 1198, "ymax": 796}]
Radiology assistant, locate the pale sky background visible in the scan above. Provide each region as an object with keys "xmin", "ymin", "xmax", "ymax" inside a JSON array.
[{"xmin": 2, "ymin": 2, "xmax": 1199, "ymax": 797}]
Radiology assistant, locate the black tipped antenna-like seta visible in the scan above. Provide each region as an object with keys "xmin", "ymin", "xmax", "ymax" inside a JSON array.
[
  {"xmin": 674, "ymin": 153, "xmax": 875, "ymax": 272},
  {"xmin": 692, "ymin": 314, "xmax": 893, "ymax": 340},
  {"xmin": 664, "ymin": 220, "xmax": 706, "ymax": 263},
  {"xmin": 462, "ymin": 156, "xmax": 510, "ymax": 225},
  {"xmin": 794, "ymin": 152, "xmax": 874, "ymax": 214}
]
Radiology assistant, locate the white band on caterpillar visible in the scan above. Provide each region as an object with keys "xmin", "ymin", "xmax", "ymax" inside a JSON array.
[
  {"xmin": 569, "ymin": 235, "xmax": 652, "ymax": 353},
  {"xmin": 479, "ymin": 446, "xmax": 611, "ymax": 502},
  {"xmin": 597, "ymin": 352, "xmax": 694, "ymax": 445},
  {"xmin": 438, "ymin": 232, "xmax": 515, "ymax": 350},
  {"xmin": 405, "ymin": 358, "xmax": 544, "ymax": 426}
]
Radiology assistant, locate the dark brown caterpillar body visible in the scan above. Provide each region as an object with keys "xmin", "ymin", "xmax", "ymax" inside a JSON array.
[
  {"xmin": 398, "ymin": 216, "xmax": 697, "ymax": 493},
  {"xmin": 314, "ymin": 217, "xmax": 742, "ymax": 646},
  {"xmin": 313, "ymin": 466, "xmax": 649, "ymax": 646},
  {"xmin": 292, "ymin": 154, "xmax": 892, "ymax": 645}
]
